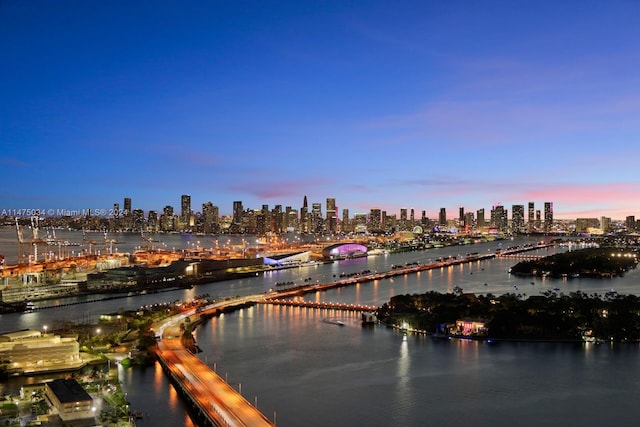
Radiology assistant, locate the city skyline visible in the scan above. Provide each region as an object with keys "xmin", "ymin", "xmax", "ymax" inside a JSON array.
[{"xmin": 2, "ymin": 2, "xmax": 640, "ymax": 220}]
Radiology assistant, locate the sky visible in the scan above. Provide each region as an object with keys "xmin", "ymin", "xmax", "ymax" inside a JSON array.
[{"xmin": 1, "ymin": 1, "xmax": 639, "ymax": 220}]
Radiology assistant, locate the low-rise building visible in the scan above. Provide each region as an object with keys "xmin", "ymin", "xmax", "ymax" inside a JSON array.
[
  {"xmin": 45, "ymin": 378, "xmax": 94, "ymax": 422},
  {"xmin": 0, "ymin": 329, "xmax": 83, "ymax": 374}
]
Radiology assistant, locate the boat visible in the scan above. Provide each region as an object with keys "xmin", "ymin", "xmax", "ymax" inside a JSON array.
[{"xmin": 323, "ymin": 318, "xmax": 345, "ymax": 326}]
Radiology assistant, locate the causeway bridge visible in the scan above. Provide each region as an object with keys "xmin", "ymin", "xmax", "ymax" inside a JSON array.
[
  {"xmin": 155, "ymin": 309, "xmax": 275, "ymax": 427},
  {"xmin": 261, "ymin": 298, "xmax": 377, "ymax": 312}
]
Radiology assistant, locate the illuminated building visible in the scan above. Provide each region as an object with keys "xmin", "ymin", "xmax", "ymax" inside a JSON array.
[
  {"xmin": 311, "ymin": 203, "xmax": 322, "ymax": 233},
  {"xmin": 528, "ymin": 202, "xmax": 535, "ymax": 231},
  {"xmin": 0, "ymin": 329, "xmax": 83, "ymax": 375},
  {"xmin": 326, "ymin": 198, "xmax": 337, "ymax": 234},
  {"xmin": 45, "ymin": 379, "xmax": 94, "ymax": 422},
  {"xmin": 439, "ymin": 208, "xmax": 447, "ymax": 226},
  {"xmin": 544, "ymin": 202, "xmax": 553, "ymax": 232},
  {"xmin": 369, "ymin": 208, "xmax": 381, "ymax": 233},
  {"xmin": 322, "ymin": 243, "xmax": 368, "ymax": 259},
  {"xmin": 181, "ymin": 195, "xmax": 191, "ymax": 230},
  {"xmin": 300, "ymin": 196, "xmax": 309, "ymax": 233},
  {"xmin": 491, "ymin": 204, "xmax": 507, "ymax": 233},
  {"xmin": 511, "ymin": 205, "xmax": 525, "ymax": 234}
]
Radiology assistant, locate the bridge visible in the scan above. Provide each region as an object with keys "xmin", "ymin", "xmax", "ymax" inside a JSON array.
[
  {"xmin": 155, "ymin": 312, "xmax": 275, "ymax": 427},
  {"xmin": 261, "ymin": 298, "xmax": 377, "ymax": 312},
  {"xmin": 498, "ymin": 254, "xmax": 545, "ymax": 260}
]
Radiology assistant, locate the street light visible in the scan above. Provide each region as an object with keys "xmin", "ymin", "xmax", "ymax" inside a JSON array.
[{"xmin": 43, "ymin": 325, "xmax": 47, "ymax": 336}]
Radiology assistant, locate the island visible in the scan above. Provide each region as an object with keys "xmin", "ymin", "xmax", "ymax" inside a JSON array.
[
  {"xmin": 377, "ymin": 289, "xmax": 640, "ymax": 342},
  {"xmin": 508, "ymin": 247, "xmax": 638, "ymax": 278}
]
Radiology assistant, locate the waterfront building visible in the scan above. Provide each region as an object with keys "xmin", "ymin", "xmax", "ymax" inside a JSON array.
[
  {"xmin": 322, "ymin": 243, "xmax": 367, "ymax": 259},
  {"xmin": 0, "ymin": 330, "xmax": 83, "ymax": 375},
  {"xmin": 601, "ymin": 216, "xmax": 611, "ymax": 234},
  {"xmin": 45, "ymin": 378, "xmax": 94, "ymax": 422}
]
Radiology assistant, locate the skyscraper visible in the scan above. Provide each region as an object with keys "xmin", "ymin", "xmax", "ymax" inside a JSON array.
[
  {"xmin": 326, "ymin": 198, "xmax": 337, "ymax": 234},
  {"xmin": 300, "ymin": 196, "xmax": 309, "ymax": 234},
  {"xmin": 439, "ymin": 208, "xmax": 447, "ymax": 226},
  {"xmin": 369, "ymin": 208, "xmax": 381, "ymax": 232},
  {"xmin": 512, "ymin": 204, "xmax": 525, "ymax": 234},
  {"xmin": 491, "ymin": 204, "xmax": 507, "ymax": 232},
  {"xmin": 528, "ymin": 202, "xmax": 535, "ymax": 231},
  {"xmin": 181, "ymin": 195, "xmax": 191, "ymax": 230},
  {"xmin": 544, "ymin": 202, "xmax": 553, "ymax": 232},
  {"xmin": 233, "ymin": 201, "xmax": 244, "ymax": 226}
]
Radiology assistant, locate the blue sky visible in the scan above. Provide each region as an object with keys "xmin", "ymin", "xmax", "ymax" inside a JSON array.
[{"xmin": 1, "ymin": 1, "xmax": 639, "ymax": 220}]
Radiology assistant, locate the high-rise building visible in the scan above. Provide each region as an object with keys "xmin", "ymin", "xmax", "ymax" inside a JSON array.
[
  {"xmin": 439, "ymin": 208, "xmax": 447, "ymax": 226},
  {"xmin": 147, "ymin": 210, "xmax": 158, "ymax": 232},
  {"xmin": 123, "ymin": 197, "xmax": 132, "ymax": 230},
  {"xmin": 202, "ymin": 202, "xmax": 215, "ymax": 234},
  {"xmin": 491, "ymin": 204, "xmax": 507, "ymax": 232},
  {"xmin": 369, "ymin": 208, "xmax": 382, "ymax": 232},
  {"xmin": 399, "ymin": 208, "xmax": 408, "ymax": 231},
  {"xmin": 272, "ymin": 205, "xmax": 283, "ymax": 234},
  {"xmin": 341, "ymin": 208, "xmax": 349, "ymax": 233},
  {"xmin": 544, "ymin": 202, "xmax": 553, "ymax": 232},
  {"xmin": 626, "ymin": 216, "xmax": 636, "ymax": 232},
  {"xmin": 233, "ymin": 201, "xmax": 244, "ymax": 226},
  {"xmin": 123, "ymin": 198, "xmax": 132, "ymax": 215},
  {"xmin": 132, "ymin": 209, "xmax": 144, "ymax": 231},
  {"xmin": 326, "ymin": 198, "xmax": 337, "ymax": 234},
  {"xmin": 512, "ymin": 205, "xmax": 525, "ymax": 234},
  {"xmin": 528, "ymin": 202, "xmax": 535, "ymax": 231},
  {"xmin": 477, "ymin": 208, "xmax": 485, "ymax": 229},
  {"xmin": 161, "ymin": 205, "xmax": 175, "ymax": 232},
  {"xmin": 311, "ymin": 203, "xmax": 322, "ymax": 233},
  {"xmin": 459, "ymin": 207, "xmax": 464, "ymax": 223},
  {"xmin": 300, "ymin": 196, "xmax": 309, "ymax": 234},
  {"xmin": 181, "ymin": 195, "xmax": 191, "ymax": 230}
]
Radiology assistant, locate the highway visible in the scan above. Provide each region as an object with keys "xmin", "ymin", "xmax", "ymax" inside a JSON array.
[{"xmin": 156, "ymin": 320, "xmax": 275, "ymax": 427}]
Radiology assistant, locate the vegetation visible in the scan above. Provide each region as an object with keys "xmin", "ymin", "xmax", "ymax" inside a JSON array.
[
  {"xmin": 378, "ymin": 289, "xmax": 640, "ymax": 342},
  {"xmin": 509, "ymin": 247, "xmax": 638, "ymax": 278}
]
